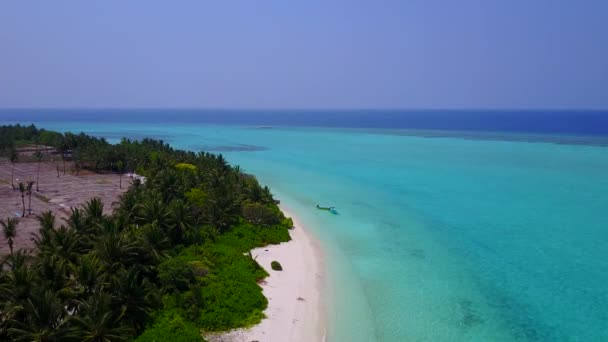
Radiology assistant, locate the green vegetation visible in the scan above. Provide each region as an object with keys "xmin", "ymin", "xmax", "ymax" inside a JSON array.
[
  {"xmin": 1, "ymin": 218, "xmax": 19, "ymax": 254},
  {"xmin": 0, "ymin": 124, "xmax": 292, "ymax": 341},
  {"xmin": 242, "ymin": 200, "xmax": 282, "ymax": 226},
  {"xmin": 271, "ymin": 261, "xmax": 283, "ymax": 271},
  {"xmin": 176, "ymin": 163, "xmax": 198, "ymax": 172},
  {"xmin": 135, "ymin": 310, "xmax": 204, "ymax": 342}
]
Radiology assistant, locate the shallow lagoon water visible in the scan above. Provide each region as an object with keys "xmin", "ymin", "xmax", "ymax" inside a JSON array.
[{"xmin": 7, "ymin": 120, "xmax": 608, "ymax": 341}]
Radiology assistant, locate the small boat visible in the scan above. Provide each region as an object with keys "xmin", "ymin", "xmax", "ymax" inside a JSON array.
[
  {"xmin": 316, "ymin": 205, "xmax": 334, "ymax": 210},
  {"xmin": 316, "ymin": 205, "xmax": 338, "ymax": 214}
]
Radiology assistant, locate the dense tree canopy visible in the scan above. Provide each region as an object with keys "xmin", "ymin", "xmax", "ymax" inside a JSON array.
[{"xmin": 0, "ymin": 124, "xmax": 291, "ymax": 341}]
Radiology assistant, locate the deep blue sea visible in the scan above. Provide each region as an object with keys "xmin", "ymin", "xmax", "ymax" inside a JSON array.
[{"xmin": 2, "ymin": 109, "xmax": 607, "ymax": 341}]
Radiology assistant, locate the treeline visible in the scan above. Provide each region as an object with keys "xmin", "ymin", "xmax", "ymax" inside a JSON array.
[
  {"xmin": 0, "ymin": 124, "xmax": 43, "ymax": 148},
  {"xmin": 0, "ymin": 124, "xmax": 292, "ymax": 341},
  {"xmin": 0, "ymin": 124, "xmax": 64, "ymax": 153},
  {"xmin": 1, "ymin": 123, "xmax": 180, "ymax": 174}
]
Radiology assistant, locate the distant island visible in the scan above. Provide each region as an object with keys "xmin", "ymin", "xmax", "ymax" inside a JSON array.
[{"xmin": 0, "ymin": 124, "xmax": 298, "ymax": 341}]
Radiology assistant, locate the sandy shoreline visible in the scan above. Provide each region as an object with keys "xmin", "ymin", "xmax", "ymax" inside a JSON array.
[{"xmin": 206, "ymin": 207, "xmax": 326, "ymax": 342}]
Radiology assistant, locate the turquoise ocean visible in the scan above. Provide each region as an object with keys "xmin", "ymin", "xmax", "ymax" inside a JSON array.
[{"xmin": 2, "ymin": 110, "xmax": 607, "ymax": 341}]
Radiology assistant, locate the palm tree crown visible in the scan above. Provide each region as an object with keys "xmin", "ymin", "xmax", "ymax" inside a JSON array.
[{"xmin": 1, "ymin": 218, "xmax": 19, "ymax": 254}]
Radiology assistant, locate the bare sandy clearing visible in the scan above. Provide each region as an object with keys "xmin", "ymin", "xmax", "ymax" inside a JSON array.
[{"xmin": 0, "ymin": 161, "xmax": 130, "ymax": 254}]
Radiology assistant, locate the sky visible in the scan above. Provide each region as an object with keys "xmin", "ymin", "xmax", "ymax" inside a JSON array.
[{"xmin": 0, "ymin": 0, "xmax": 607, "ymax": 109}]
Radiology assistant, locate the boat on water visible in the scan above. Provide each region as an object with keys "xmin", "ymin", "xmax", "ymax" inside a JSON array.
[
  {"xmin": 316, "ymin": 205, "xmax": 334, "ymax": 210},
  {"xmin": 316, "ymin": 205, "xmax": 338, "ymax": 214}
]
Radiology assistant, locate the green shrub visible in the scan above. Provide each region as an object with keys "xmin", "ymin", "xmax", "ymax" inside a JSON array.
[
  {"xmin": 242, "ymin": 201, "xmax": 281, "ymax": 226},
  {"xmin": 135, "ymin": 165, "xmax": 146, "ymax": 176},
  {"xmin": 192, "ymin": 242, "xmax": 270, "ymax": 330},
  {"xmin": 283, "ymin": 217, "xmax": 294, "ymax": 229},
  {"xmin": 271, "ymin": 261, "xmax": 283, "ymax": 271},
  {"xmin": 176, "ymin": 163, "xmax": 198, "ymax": 172},
  {"xmin": 197, "ymin": 276, "xmax": 267, "ymax": 330},
  {"xmin": 216, "ymin": 222, "xmax": 290, "ymax": 254},
  {"xmin": 185, "ymin": 188, "xmax": 207, "ymax": 207},
  {"xmin": 188, "ymin": 260, "xmax": 210, "ymax": 277},
  {"xmin": 159, "ymin": 258, "xmax": 196, "ymax": 292},
  {"xmin": 136, "ymin": 310, "xmax": 205, "ymax": 342}
]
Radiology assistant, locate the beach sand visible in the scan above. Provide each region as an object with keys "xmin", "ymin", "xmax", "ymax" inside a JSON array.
[{"xmin": 207, "ymin": 207, "xmax": 326, "ymax": 342}]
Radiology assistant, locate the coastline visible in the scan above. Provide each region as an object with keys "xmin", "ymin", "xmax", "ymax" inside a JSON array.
[{"xmin": 206, "ymin": 206, "xmax": 326, "ymax": 342}]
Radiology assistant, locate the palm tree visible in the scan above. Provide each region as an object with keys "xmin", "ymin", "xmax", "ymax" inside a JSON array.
[
  {"xmin": 37, "ymin": 211, "xmax": 56, "ymax": 232},
  {"xmin": 68, "ymin": 293, "xmax": 131, "ymax": 342},
  {"xmin": 113, "ymin": 189, "xmax": 140, "ymax": 221},
  {"xmin": 34, "ymin": 150, "xmax": 43, "ymax": 192},
  {"xmin": 9, "ymin": 145, "xmax": 17, "ymax": 190},
  {"xmin": 1, "ymin": 218, "xmax": 19, "ymax": 254},
  {"xmin": 117, "ymin": 160, "xmax": 125, "ymax": 189},
  {"xmin": 1, "ymin": 250, "xmax": 33, "ymax": 313},
  {"xmin": 0, "ymin": 268, "xmax": 13, "ymax": 339},
  {"xmin": 37, "ymin": 226, "xmax": 83, "ymax": 266},
  {"xmin": 166, "ymin": 199, "xmax": 193, "ymax": 245},
  {"xmin": 133, "ymin": 194, "xmax": 170, "ymax": 229},
  {"xmin": 138, "ymin": 222, "xmax": 169, "ymax": 263},
  {"xmin": 70, "ymin": 256, "xmax": 105, "ymax": 300},
  {"xmin": 18, "ymin": 183, "xmax": 26, "ymax": 217},
  {"xmin": 25, "ymin": 181, "xmax": 35, "ymax": 216},
  {"xmin": 84, "ymin": 198, "xmax": 104, "ymax": 224},
  {"xmin": 35, "ymin": 254, "xmax": 70, "ymax": 295},
  {"xmin": 6, "ymin": 289, "xmax": 70, "ymax": 341},
  {"xmin": 114, "ymin": 268, "xmax": 159, "ymax": 333},
  {"xmin": 64, "ymin": 208, "xmax": 88, "ymax": 233},
  {"xmin": 149, "ymin": 169, "xmax": 182, "ymax": 202},
  {"xmin": 73, "ymin": 148, "xmax": 84, "ymax": 176},
  {"xmin": 63, "ymin": 133, "xmax": 77, "ymax": 175},
  {"xmin": 93, "ymin": 232, "xmax": 140, "ymax": 282},
  {"xmin": 58, "ymin": 136, "xmax": 68, "ymax": 175}
]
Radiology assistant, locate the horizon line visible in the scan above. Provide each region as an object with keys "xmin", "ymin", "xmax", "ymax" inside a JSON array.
[{"xmin": 1, "ymin": 107, "xmax": 607, "ymax": 112}]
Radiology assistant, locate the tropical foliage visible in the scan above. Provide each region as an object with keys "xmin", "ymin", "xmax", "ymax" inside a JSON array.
[
  {"xmin": 271, "ymin": 261, "xmax": 283, "ymax": 271},
  {"xmin": 0, "ymin": 125, "xmax": 292, "ymax": 341}
]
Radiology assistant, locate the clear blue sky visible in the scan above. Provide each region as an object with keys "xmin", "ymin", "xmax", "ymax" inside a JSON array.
[{"xmin": 0, "ymin": 0, "xmax": 606, "ymax": 109}]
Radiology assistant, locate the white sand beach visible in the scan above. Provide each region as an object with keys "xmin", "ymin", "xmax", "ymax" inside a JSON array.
[{"xmin": 207, "ymin": 207, "xmax": 326, "ymax": 342}]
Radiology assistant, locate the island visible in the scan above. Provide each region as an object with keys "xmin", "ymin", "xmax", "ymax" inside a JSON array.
[{"xmin": 0, "ymin": 124, "xmax": 324, "ymax": 342}]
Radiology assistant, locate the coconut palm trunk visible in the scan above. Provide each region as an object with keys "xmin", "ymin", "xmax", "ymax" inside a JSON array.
[
  {"xmin": 35, "ymin": 150, "xmax": 42, "ymax": 191},
  {"xmin": 117, "ymin": 160, "xmax": 125, "ymax": 189},
  {"xmin": 19, "ymin": 182, "xmax": 26, "ymax": 217},
  {"xmin": 11, "ymin": 162, "xmax": 15, "ymax": 190},
  {"xmin": 36, "ymin": 162, "xmax": 41, "ymax": 191},
  {"xmin": 10, "ymin": 146, "xmax": 17, "ymax": 190},
  {"xmin": 27, "ymin": 181, "xmax": 34, "ymax": 215}
]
